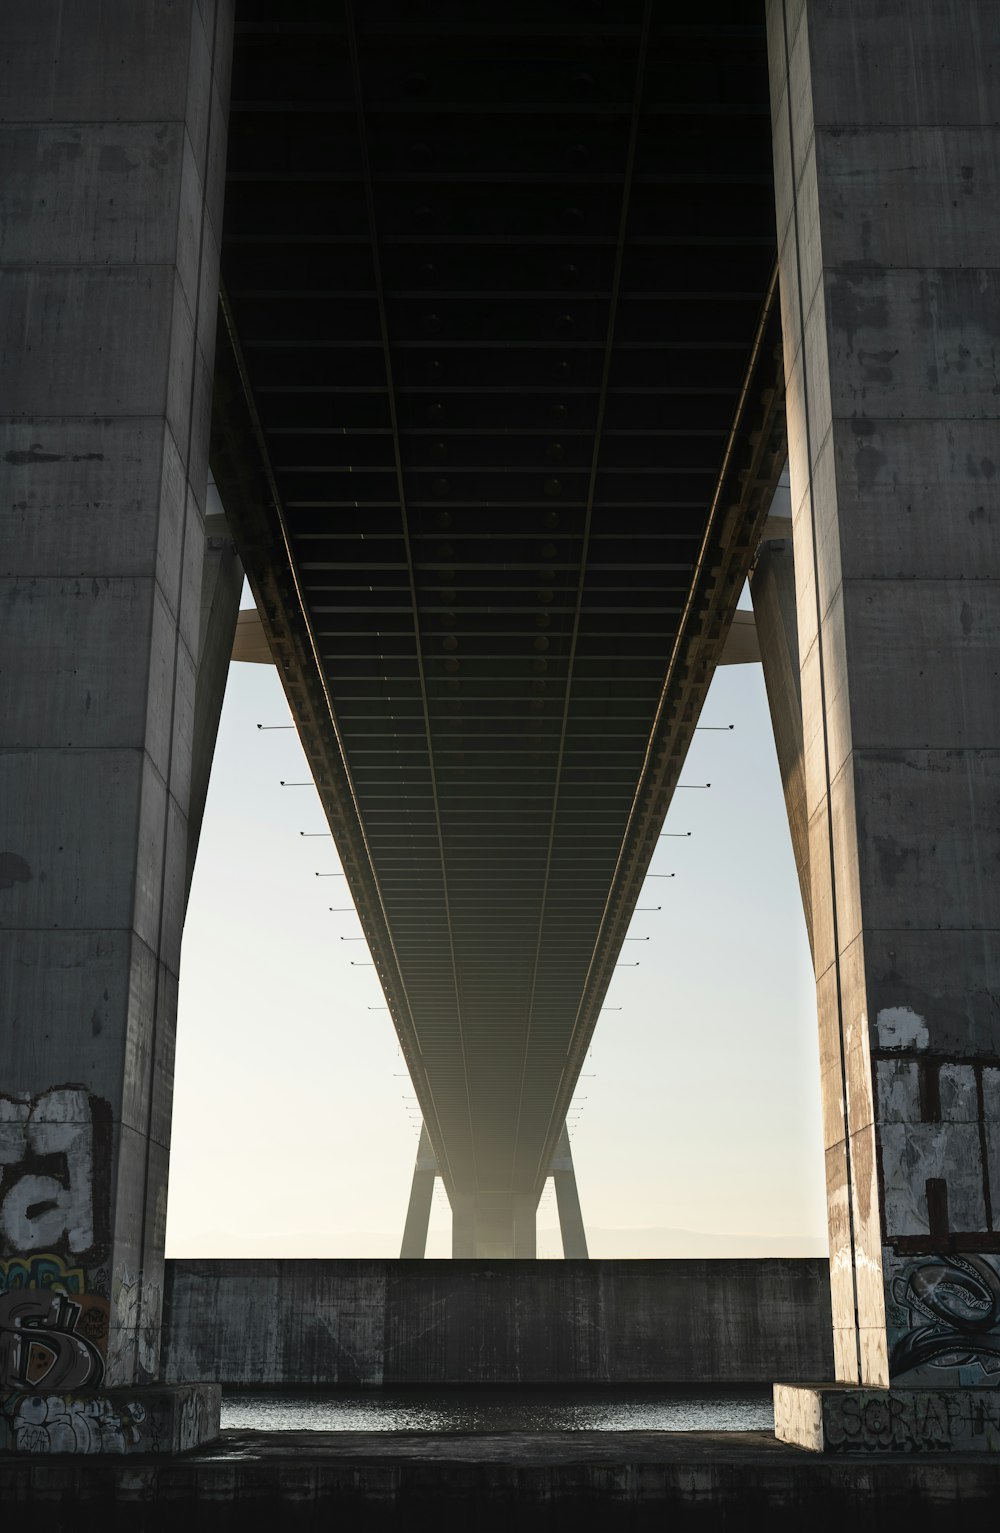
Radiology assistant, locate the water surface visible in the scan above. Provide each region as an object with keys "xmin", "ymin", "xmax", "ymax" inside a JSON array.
[{"xmin": 222, "ymin": 1387, "xmax": 773, "ymax": 1434}]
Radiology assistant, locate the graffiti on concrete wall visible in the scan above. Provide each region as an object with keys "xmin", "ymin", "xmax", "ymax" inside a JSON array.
[
  {"xmin": 0, "ymin": 1289, "xmax": 105, "ymax": 1391},
  {"xmin": 0, "ymin": 1086, "xmax": 109, "ymax": 1258},
  {"xmin": 105, "ymin": 1264, "xmax": 162, "ymax": 1383},
  {"xmin": 2, "ymin": 1392, "xmax": 146, "ymax": 1453},
  {"xmin": 777, "ymin": 1382, "xmax": 1000, "ymax": 1453},
  {"xmin": 874, "ymin": 1056, "xmax": 997, "ymax": 1240},
  {"xmin": 0, "ymin": 1253, "xmax": 86, "ymax": 1294},
  {"xmin": 887, "ymin": 1250, "xmax": 1000, "ymax": 1383},
  {"xmin": 0, "ymin": 1087, "xmax": 111, "ymax": 1392}
]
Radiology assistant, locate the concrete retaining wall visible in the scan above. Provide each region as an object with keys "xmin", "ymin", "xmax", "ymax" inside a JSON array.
[{"xmin": 162, "ymin": 1258, "xmax": 833, "ymax": 1387}]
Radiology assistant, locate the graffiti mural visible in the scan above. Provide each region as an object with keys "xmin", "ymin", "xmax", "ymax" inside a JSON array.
[
  {"xmin": 887, "ymin": 1250, "xmax": 1000, "ymax": 1383},
  {"xmin": 0, "ymin": 1253, "xmax": 85, "ymax": 1294},
  {"xmin": 106, "ymin": 1264, "xmax": 161, "ymax": 1383},
  {"xmin": 0, "ymin": 1289, "xmax": 104, "ymax": 1390},
  {"xmin": 777, "ymin": 1382, "xmax": 1000, "ymax": 1453},
  {"xmin": 3, "ymin": 1392, "xmax": 145, "ymax": 1453},
  {"xmin": 0, "ymin": 1087, "xmax": 111, "ymax": 1391},
  {"xmin": 0, "ymin": 1087, "xmax": 108, "ymax": 1256}
]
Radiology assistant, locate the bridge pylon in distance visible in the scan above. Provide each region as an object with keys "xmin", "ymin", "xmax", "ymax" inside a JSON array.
[{"xmin": 400, "ymin": 1123, "xmax": 587, "ymax": 1261}]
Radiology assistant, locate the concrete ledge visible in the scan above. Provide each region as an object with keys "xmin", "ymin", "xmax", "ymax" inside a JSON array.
[
  {"xmin": 774, "ymin": 1383, "xmax": 1000, "ymax": 1453},
  {"xmin": 163, "ymin": 1258, "xmax": 833, "ymax": 1386},
  {"xmin": 0, "ymin": 1383, "xmax": 220, "ymax": 1455},
  {"xmin": 2, "ymin": 1430, "xmax": 1000, "ymax": 1528}
]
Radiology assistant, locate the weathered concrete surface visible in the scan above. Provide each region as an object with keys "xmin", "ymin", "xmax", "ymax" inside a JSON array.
[
  {"xmin": 768, "ymin": 0, "xmax": 1000, "ymax": 1387},
  {"xmin": 161, "ymin": 1259, "xmax": 833, "ymax": 1387},
  {"xmin": 750, "ymin": 472, "xmax": 812, "ymax": 952},
  {"xmin": 0, "ymin": 0, "xmax": 233, "ymax": 1388},
  {"xmin": 186, "ymin": 478, "xmax": 242, "ymax": 891},
  {"xmin": 0, "ymin": 1383, "xmax": 219, "ymax": 1455},
  {"xmin": 718, "ymin": 608, "xmax": 762, "ymax": 665},
  {"xmin": 3, "ymin": 1429, "xmax": 1000, "ymax": 1530},
  {"xmin": 751, "ymin": 530, "xmax": 812, "ymax": 950},
  {"xmin": 775, "ymin": 1382, "xmax": 1000, "ymax": 1454}
]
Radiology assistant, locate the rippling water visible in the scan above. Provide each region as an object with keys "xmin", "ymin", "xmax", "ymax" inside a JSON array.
[{"xmin": 222, "ymin": 1388, "xmax": 773, "ymax": 1433}]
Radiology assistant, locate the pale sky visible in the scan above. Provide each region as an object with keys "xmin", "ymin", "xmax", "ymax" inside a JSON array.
[{"xmin": 164, "ymin": 579, "xmax": 826, "ymax": 1259}]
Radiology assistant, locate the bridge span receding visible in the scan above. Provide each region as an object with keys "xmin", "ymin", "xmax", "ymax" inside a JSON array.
[
  {"xmin": 211, "ymin": 1, "xmax": 786, "ymax": 1257},
  {"xmin": 2, "ymin": 0, "xmax": 1000, "ymax": 1458}
]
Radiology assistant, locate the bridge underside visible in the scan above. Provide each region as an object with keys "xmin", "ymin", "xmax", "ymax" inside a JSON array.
[
  {"xmin": 5, "ymin": 0, "xmax": 1000, "ymax": 1413},
  {"xmin": 212, "ymin": 2, "xmax": 786, "ymax": 1222}
]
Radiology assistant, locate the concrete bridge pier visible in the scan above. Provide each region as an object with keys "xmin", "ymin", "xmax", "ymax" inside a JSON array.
[
  {"xmin": 403, "ymin": 1123, "xmax": 587, "ymax": 1258},
  {"xmin": 0, "ymin": 0, "xmax": 235, "ymax": 1453},
  {"xmin": 767, "ymin": 0, "xmax": 1000, "ymax": 1450},
  {"xmin": 750, "ymin": 484, "xmax": 814, "ymax": 957},
  {"xmin": 400, "ymin": 1126, "xmax": 438, "ymax": 1259},
  {"xmin": 186, "ymin": 479, "xmax": 243, "ymax": 894},
  {"xmin": 452, "ymin": 1193, "xmax": 539, "ymax": 1260},
  {"xmin": 550, "ymin": 1126, "xmax": 589, "ymax": 1260}
]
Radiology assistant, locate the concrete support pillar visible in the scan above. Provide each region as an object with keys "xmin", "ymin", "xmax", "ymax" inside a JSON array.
[
  {"xmin": 0, "ymin": 0, "xmax": 233, "ymax": 1421},
  {"xmin": 750, "ymin": 486, "xmax": 814, "ymax": 955},
  {"xmin": 400, "ymin": 1126, "xmax": 437, "ymax": 1259},
  {"xmin": 186, "ymin": 481, "xmax": 243, "ymax": 892},
  {"xmin": 513, "ymin": 1196, "xmax": 537, "ymax": 1259},
  {"xmin": 769, "ymin": 0, "xmax": 1000, "ymax": 1389},
  {"xmin": 445, "ymin": 1126, "xmax": 586, "ymax": 1258},
  {"xmin": 551, "ymin": 1126, "xmax": 589, "ymax": 1259},
  {"xmin": 451, "ymin": 1197, "xmax": 477, "ymax": 1260},
  {"xmin": 450, "ymin": 1191, "xmax": 537, "ymax": 1259}
]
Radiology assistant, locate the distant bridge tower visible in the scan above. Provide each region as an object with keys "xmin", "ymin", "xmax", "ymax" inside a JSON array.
[{"xmin": 401, "ymin": 1123, "xmax": 588, "ymax": 1260}]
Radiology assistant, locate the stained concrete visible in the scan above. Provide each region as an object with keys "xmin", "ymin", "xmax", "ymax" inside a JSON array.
[
  {"xmin": 775, "ymin": 1382, "xmax": 1000, "ymax": 1454},
  {"xmin": 186, "ymin": 478, "xmax": 242, "ymax": 891},
  {"xmin": 161, "ymin": 1258, "xmax": 833, "ymax": 1387},
  {"xmin": 0, "ymin": 1383, "xmax": 220, "ymax": 1456},
  {"xmin": 750, "ymin": 479, "xmax": 813, "ymax": 953},
  {"xmin": 3, "ymin": 1429, "xmax": 1000, "ymax": 1530},
  {"xmin": 767, "ymin": 0, "xmax": 1000, "ymax": 1387},
  {"xmin": 0, "ymin": 0, "xmax": 233, "ymax": 1388}
]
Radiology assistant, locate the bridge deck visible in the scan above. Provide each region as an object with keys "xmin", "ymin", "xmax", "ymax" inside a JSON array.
[{"xmin": 214, "ymin": 1, "xmax": 786, "ymax": 1208}]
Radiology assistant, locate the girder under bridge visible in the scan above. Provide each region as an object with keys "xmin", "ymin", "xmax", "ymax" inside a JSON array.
[{"xmin": 211, "ymin": 2, "xmax": 786, "ymax": 1255}]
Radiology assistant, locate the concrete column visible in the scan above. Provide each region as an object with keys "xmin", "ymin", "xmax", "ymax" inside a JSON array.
[
  {"xmin": 750, "ymin": 484, "xmax": 814, "ymax": 954},
  {"xmin": 551, "ymin": 1127, "xmax": 589, "ymax": 1259},
  {"xmin": 450, "ymin": 1192, "xmax": 537, "ymax": 1258},
  {"xmin": 513, "ymin": 1195, "xmax": 537, "ymax": 1259},
  {"xmin": 186, "ymin": 480, "xmax": 243, "ymax": 892},
  {"xmin": 0, "ymin": 0, "xmax": 233, "ymax": 1403},
  {"xmin": 400, "ymin": 1126, "xmax": 437, "ymax": 1259},
  {"xmin": 769, "ymin": 0, "xmax": 1000, "ymax": 1388},
  {"xmin": 451, "ymin": 1199, "xmax": 473, "ymax": 1259}
]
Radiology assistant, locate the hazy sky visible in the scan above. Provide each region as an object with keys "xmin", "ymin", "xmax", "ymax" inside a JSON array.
[{"xmin": 164, "ymin": 582, "xmax": 826, "ymax": 1259}]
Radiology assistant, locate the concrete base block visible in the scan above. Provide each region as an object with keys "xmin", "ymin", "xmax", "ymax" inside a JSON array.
[
  {"xmin": 774, "ymin": 1382, "xmax": 1000, "ymax": 1453},
  {"xmin": 0, "ymin": 1383, "xmax": 220, "ymax": 1455}
]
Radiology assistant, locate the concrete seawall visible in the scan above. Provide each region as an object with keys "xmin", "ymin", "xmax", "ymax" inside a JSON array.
[{"xmin": 162, "ymin": 1258, "xmax": 832, "ymax": 1387}]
